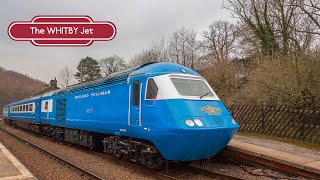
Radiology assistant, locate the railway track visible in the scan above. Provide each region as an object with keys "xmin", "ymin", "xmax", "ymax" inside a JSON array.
[
  {"xmin": 186, "ymin": 166, "xmax": 243, "ymax": 180},
  {"xmin": 92, "ymin": 149, "xmax": 243, "ymax": 180},
  {"xmin": 0, "ymin": 124, "xmax": 242, "ymax": 180},
  {"xmin": 0, "ymin": 127, "xmax": 104, "ymax": 180},
  {"xmin": 221, "ymin": 148, "xmax": 320, "ymax": 179}
]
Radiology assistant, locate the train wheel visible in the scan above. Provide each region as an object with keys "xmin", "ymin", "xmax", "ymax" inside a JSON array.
[
  {"xmin": 113, "ymin": 151, "xmax": 124, "ymax": 159},
  {"xmin": 145, "ymin": 157, "xmax": 164, "ymax": 170}
]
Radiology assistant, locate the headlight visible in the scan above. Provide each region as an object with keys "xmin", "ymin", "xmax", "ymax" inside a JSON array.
[
  {"xmin": 231, "ymin": 117, "xmax": 237, "ymax": 124},
  {"xmin": 194, "ymin": 119, "xmax": 203, "ymax": 127},
  {"xmin": 185, "ymin": 119, "xmax": 195, "ymax": 127}
]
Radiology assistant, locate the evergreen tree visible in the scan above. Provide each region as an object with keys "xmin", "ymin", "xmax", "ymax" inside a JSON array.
[{"xmin": 75, "ymin": 56, "xmax": 102, "ymax": 82}]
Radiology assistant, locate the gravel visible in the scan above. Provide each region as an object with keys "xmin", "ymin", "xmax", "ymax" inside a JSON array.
[
  {"xmin": 0, "ymin": 120, "xmax": 305, "ymax": 180},
  {"xmin": 0, "ymin": 130, "xmax": 87, "ymax": 180},
  {"xmin": 190, "ymin": 156, "xmax": 305, "ymax": 180},
  {"xmin": 0, "ymin": 121, "xmax": 155, "ymax": 180}
]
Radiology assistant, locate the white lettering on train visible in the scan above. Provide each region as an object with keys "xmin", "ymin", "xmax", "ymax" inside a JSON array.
[{"xmin": 74, "ymin": 90, "xmax": 111, "ymax": 99}]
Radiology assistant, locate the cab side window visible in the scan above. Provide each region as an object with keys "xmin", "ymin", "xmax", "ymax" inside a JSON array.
[
  {"xmin": 146, "ymin": 78, "xmax": 158, "ymax": 99},
  {"xmin": 132, "ymin": 80, "xmax": 140, "ymax": 106}
]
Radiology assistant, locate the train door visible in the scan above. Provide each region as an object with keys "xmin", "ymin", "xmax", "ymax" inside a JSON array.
[
  {"xmin": 56, "ymin": 98, "xmax": 66, "ymax": 121},
  {"xmin": 129, "ymin": 80, "xmax": 142, "ymax": 128},
  {"xmin": 35, "ymin": 100, "xmax": 41, "ymax": 123},
  {"xmin": 40, "ymin": 99, "xmax": 53, "ymax": 124}
]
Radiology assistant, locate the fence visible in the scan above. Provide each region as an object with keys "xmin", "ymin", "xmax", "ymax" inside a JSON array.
[{"xmin": 226, "ymin": 105, "xmax": 320, "ymax": 144}]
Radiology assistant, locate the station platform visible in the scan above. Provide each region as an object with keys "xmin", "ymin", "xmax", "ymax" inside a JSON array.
[
  {"xmin": 225, "ymin": 135, "xmax": 320, "ymax": 178},
  {"xmin": 0, "ymin": 142, "xmax": 35, "ymax": 180}
]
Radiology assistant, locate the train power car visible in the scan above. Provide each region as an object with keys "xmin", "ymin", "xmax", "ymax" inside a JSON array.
[{"xmin": 3, "ymin": 62, "xmax": 239, "ymax": 169}]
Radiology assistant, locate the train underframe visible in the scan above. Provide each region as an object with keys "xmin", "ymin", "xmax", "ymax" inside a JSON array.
[{"xmin": 4, "ymin": 119, "xmax": 165, "ymax": 169}]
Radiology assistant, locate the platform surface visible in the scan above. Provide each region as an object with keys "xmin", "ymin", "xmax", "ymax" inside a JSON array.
[
  {"xmin": 0, "ymin": 142, "xmax": 35, "ymax": 180},
  {"xmin": 229, "ymin": 135, "xmax": 320, "ymax": 175}
]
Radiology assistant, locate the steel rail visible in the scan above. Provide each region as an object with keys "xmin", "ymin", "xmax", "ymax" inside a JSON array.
[
  {"xmin": 96, "ymin": 151, "xmax": 243, "ymax": 180},
  {"xmin": 187, "ymin": 166, "xmax": 244, "ymax": 180},
  {"xmin": 82, "ymin": 147, "xmax": 180, "ymax": 180},
  {"xmin": 221, "ymin": 148, "xmax": 320, "ymax": 179},
  {"xmin": 0, "ymin": 122, "xmax": 245, "ymax": 180},
  {"xmin": 0, "ymin": 127, "xmax": 104, "ymax": 180},
  {"xmin": 0, "ymin": 125, "xmax": 179, "ymax": 180}
]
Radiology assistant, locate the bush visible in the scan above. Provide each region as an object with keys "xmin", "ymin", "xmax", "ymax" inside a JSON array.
[{"xmin": 202, "ymin": 54, "xmax": 320, "ymax": 110}]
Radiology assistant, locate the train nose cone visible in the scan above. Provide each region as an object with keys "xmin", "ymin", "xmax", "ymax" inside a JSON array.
[{"xmin": 154, "ymin": 126, "xmax": 239, "ymax": 161}]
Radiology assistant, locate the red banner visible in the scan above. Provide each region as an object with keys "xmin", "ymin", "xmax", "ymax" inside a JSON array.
[{"xmin": 8, "ymin": 16, "xmax": 116, "ymax": 46}]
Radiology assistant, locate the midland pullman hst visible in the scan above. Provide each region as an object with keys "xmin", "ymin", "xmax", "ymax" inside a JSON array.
[{"xmin": 2, "ymin": 62, "xmax": 239, "ymax": 169}]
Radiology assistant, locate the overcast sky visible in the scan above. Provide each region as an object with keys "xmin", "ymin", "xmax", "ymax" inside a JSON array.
[{"xmin": 0, "ymin": 0, "xmax": 232, "ymax": 82}]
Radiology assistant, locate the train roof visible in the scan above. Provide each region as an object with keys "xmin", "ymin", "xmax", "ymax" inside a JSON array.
[
  {"xmin": 52, "ymin": 62, "xmax": 199, "ymax": 96},
  {"xmin": 7, "ymin": 95, "xmax": 41, "ymax": 106},
  {"xmin": 52, "ymin": 63, "xmax": 152, "ymax": 96},
  {"xmin": 130, "ymin": 62, "xmax": 199, "ymax": 76},
  {"xmin": 5, "ymin": 62, "xmax": 200, "ymax": 106}
]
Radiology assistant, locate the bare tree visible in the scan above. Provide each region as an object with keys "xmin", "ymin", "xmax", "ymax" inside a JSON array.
[
  {"xmin": 225, "ymin": 0, "xmax": 278, "ymax": 55},
  {"xmin": 58, "ymin": 66, "xmax": 74, "ymax": 88},
  {"xmin": 128, "ymin": 38, "xmax": 168, "ymax": 67},
  {"xmin": 168, "ymin": 27, "xmax": 198, "ymax": 69},
  {"xmin": 99, "ymin": 55, "xmax": 126, "ymax": 76},
  {"xmin": 295, "ymin": 0, "xmax": 320, "ymax": 35},
  {"xmin": 149, "ymin": 37, "xmax": 168, "ymax": 62},
  {"xmin": 225, "ymin": 0, "xmax": 315, "ymax": 56},
  {"xmin": 200, "ymin": 20, "xmax": 237, "ymax": 63}
]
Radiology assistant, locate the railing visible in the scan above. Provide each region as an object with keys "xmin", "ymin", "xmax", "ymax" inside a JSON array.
[{"xmin": 227, "ymin": 105, "xmax": 320, "ymax": 144}]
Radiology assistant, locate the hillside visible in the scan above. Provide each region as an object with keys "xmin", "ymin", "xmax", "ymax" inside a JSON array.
[{"xmin": 0, "ymin": 66, "xmax": 44, "ymax": 113}]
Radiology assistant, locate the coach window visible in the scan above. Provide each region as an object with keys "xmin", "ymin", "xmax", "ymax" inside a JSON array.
[
  {"xmin": 19, "ymin": 106, "xmax": 22, "ymax": 112},
  {"xmin": 146, "ymin": 78, "xmax": 158, "ymax": 99},
  {"xmin": 29, "ymin": 104, "xmax": 33, "ymax": 111},
  {"xmin": 132, "ymin": 80, "xmax": 140, "ymax": 106},
  {"xmin": 45, "ymin": 101, "xmax": 48, "ymax": 110}
]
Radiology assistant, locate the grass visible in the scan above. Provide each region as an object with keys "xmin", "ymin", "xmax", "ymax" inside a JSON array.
[{"xmin": 238, "ymin": 132, "xmax": 320, "ymax": 151}]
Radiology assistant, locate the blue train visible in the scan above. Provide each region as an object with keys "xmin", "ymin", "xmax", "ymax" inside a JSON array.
[{"xmin": 2, "ymin": 62, "xmax": 239, "ymax": 169}]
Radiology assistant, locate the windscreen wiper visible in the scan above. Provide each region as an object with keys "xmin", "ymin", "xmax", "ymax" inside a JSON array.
[{"xmin": 199, "ymin": 91, "xmax": 212, "ymax": 99}]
